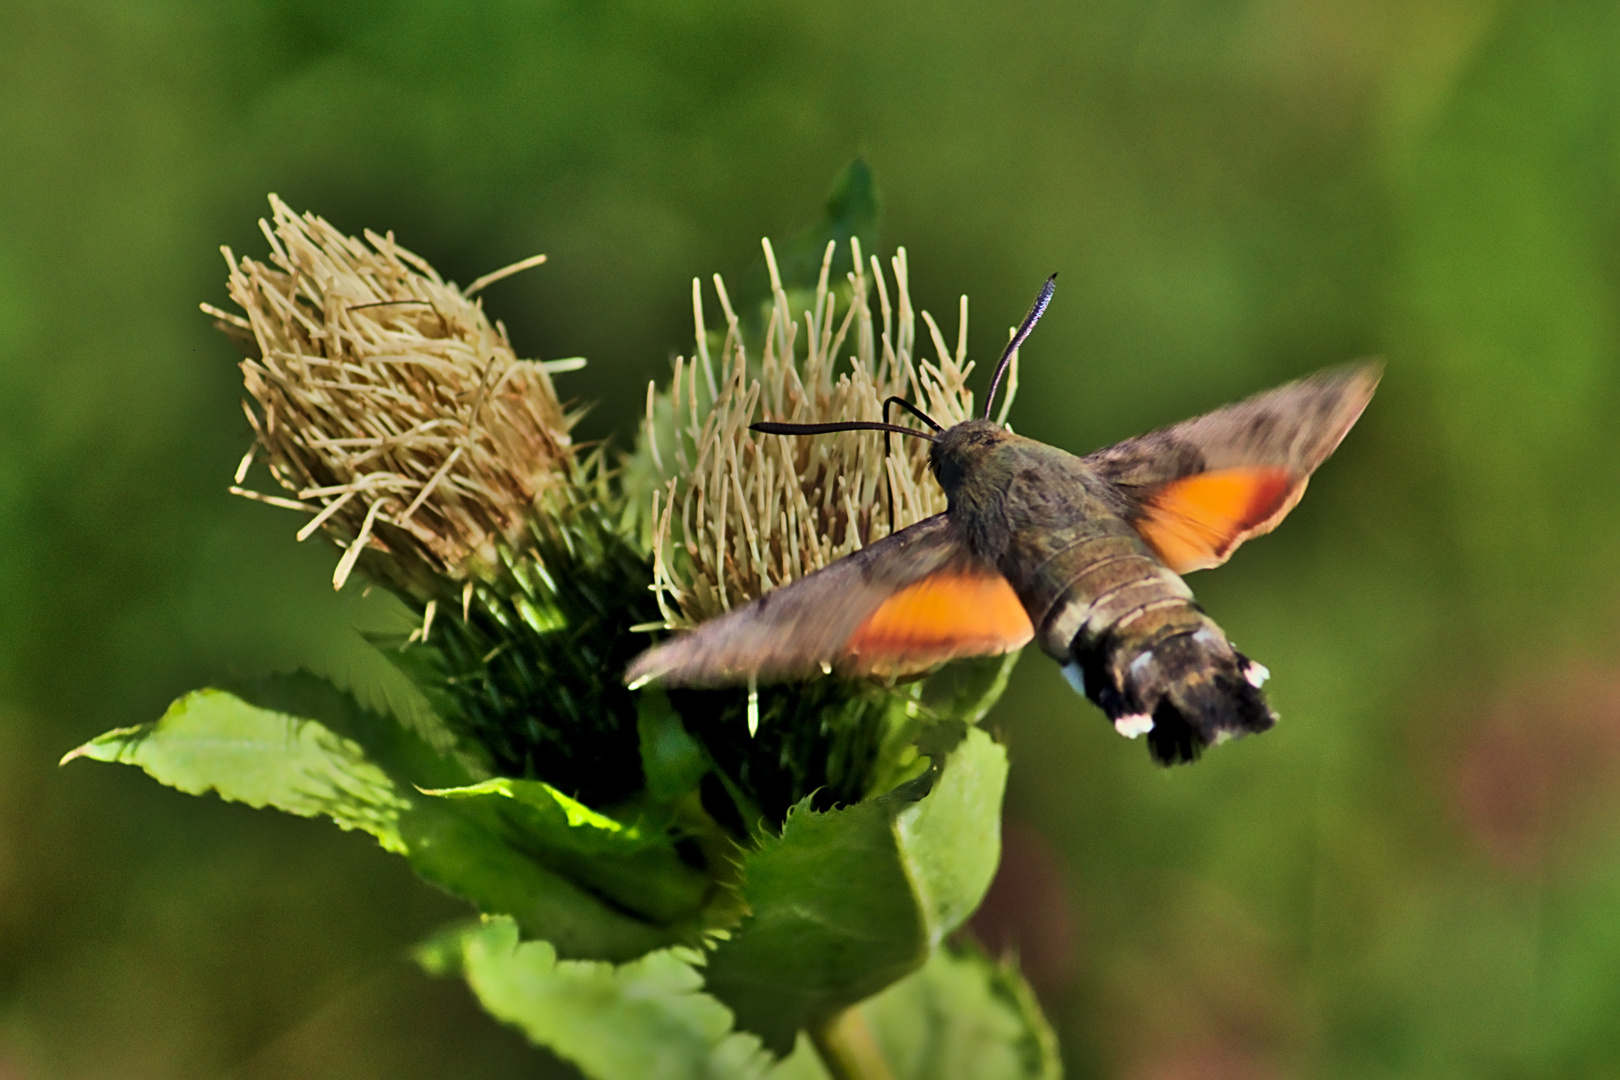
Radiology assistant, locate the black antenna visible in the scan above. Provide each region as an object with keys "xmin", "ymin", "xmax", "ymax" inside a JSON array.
[
  {"xmin": 982, "ymin": 273, "xmax": 1057, "ymax": 421},
  {"xmin": 755, "ymin": 400, "xmax": 943, "ymax": 534},
  {"xmin": 882, "ymin": 396, "xmax": 943, "ymax": 433},
  {"xmin": 751, "ymin": 420, "xmax": 937, "ymax": 441},
  {"xmin": 878, "ymin": 396, "xmax": 944, "ymax": 529}
]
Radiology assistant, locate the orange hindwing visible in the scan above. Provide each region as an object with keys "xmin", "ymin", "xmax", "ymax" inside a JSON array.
[
  {"xmin": 1134, "ymin": 466, "xmax": 1300, "ymax": 574},
  {"xmin": 843, "ymin": 569, "xmax": 1033, "ymax": 677}
]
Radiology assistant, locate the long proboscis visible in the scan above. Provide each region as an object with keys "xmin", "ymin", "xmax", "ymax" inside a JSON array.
[
  {"xmin": 982, "ymin": 273, "xmax": 1057, "ymax": 421},
  {"xmin": 750, "ymin": 420, "xmax": 937, "ymax": 441}
]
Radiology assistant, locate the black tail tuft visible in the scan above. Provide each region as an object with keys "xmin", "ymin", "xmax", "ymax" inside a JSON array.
[
  {"xmin": 1143, "ymin": 660, "xmax": 1275, "ymax": 766},
  {"xmin": 1074, "ymin": 627, "xmax": 1277, "ymax": 766}
]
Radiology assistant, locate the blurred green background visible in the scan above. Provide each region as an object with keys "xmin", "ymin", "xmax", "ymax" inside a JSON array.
[{"xmin": 4, "ymin": 1, "xmax": 1620, "ymax": 1076}]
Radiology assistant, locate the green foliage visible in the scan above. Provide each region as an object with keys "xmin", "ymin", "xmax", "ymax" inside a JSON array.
[
  {"xmin": 860, "ymin": 946, "xmax": 1061, "ymax": 1080},
  {"xmin": 66, "ymin": 661, "xmax": 1024, "ymax": 1074},
  {"xmin": 416, "ymin": 919, "xmax": 1059, "ymax": 1080},
  {"xmin": 55, "ymin": 149, "xmax": 1046, "ymax": 1074},
  {"xmin": 434, "ymin": 919, "xmax": 776, "ymax": 1080},
  {"xmin": 737, "ymin": 158, "xmax": 882, "ymax": 319},
  {"xmin": 387, "ymin": 500, "xmax": 664, "ymax": 806},
  {"xmin": 421, "ymin": 777, "xmax": 712, "ymax": 925},
  {"xmin": 671, "ymin": 680, "xmax": 920, "ymax": 829},
  {"xmin": 638, "ymin": 688, "xmax": 711, "ymax": 802},
  {"xmin": 64, "ymin": 685, "xmax": 697, "ymax": 961},
  {"xmin": 64, "ymin": 688, "xmax": 415, "ymax": 853},
  {"xmin": 705, "ymin": 726, "xmax": 1007, "ymax": 1054}
]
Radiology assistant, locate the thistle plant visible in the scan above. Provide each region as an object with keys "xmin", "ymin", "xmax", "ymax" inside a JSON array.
[{"xmin": 66, "ymin": 178, "xmax": 1061, "ymax": 1080}]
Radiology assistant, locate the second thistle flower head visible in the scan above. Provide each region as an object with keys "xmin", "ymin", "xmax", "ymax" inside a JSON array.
[{"xmin": 636, "ymin": 237, "xmax": 1007, "ymax": 628}]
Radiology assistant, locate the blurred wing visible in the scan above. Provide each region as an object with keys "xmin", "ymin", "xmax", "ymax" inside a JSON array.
[
  {"xmin": 1085, "ymin": 362, "xmax": 1381, "ymax": 573},
  {"xmin": 625, "ymin": 514, "xmax": 1033, "ymax": 688}
]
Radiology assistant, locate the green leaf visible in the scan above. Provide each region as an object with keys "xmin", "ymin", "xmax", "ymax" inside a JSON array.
[
  {"xmin": 411, "ymin": 514, "xmax": 665, "ymax": 808},
  {"xmin": 703, "ymin": 726, "xmax": 1009, "ymax": 1054},
  {"xmin": 773, "ymin": 158, "xmax": 881, "ymax": 293},
  {"xmin": 919, "ymin": 653, "xmax": 1022, "ymax": 728},
  {"xmin": 396, "ymin": 795, "xmax": 681, "ymax": 960},
  {"xmin": 425, "ymin": 778, "xmax": 656, "ymax": 851},
  {"xmin": 865, "ymin": 655, "xmax": 1023, "ymax": 800},
  {"xmin": 413, "ymin": 919, "xmax": 484, "ymax": 978},
  {"xmin": 422, "ymin": 925, "xmax": 1058, "ymax": 1080},
  {"xmin": 422, "ymin": 776, "xmax": 712, "ymax": 924},
  {"xmin": 435, "ymin": 918, "xmax": 781, "ymax": 1080},
  {"xmin": 638, "ymin": 688, "xmax": 710, "ymax": 802},
  {"xmin": 63, "ymin": 688, "xmax": 413, "ymax": 852},
  {"xmin": 857, "ymin": 944, "xmax": 1062, "ymax": 1080},
  {"xmin": 66, "ymin": 687, "xmax": 696, "ymax": 961},
  {"xmin": 224, "ymin": 669, "xmax": 475, "ymax": 789}
]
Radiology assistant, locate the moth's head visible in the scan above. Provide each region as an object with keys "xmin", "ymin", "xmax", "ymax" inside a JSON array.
[
  {"xmin": 751, "ymin": 275, "xmax": 1057, "ymax": 503},
  {"xmin": 928, "ymin": 272, "xmax": 1059, "ymax": 496},
  {"xmin": 930, "ymin": 419, "xmax": 1012, "ymax": 491}
]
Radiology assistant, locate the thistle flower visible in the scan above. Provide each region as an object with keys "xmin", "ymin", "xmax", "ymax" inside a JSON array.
[
  {"xmin": 205, "ymin": 194, "xmax": 578, "ymax": 594},
  {"xmin": 206, "ymin": 196, "xmax": 650, "ymax": 794},
  {"xmin": 637, "ymin": 237, "xmax": 1016, "ymax": 628}
]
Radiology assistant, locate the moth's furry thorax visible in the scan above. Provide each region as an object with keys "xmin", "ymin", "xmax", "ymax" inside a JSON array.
[{"xmin": 929, "ymin": 419, "xmax": 1014, "ymax": 494}]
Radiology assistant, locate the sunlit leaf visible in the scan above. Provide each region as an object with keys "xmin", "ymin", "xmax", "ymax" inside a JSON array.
[
  {"xmin": 434, "ymin": 918, "xmax": 779, "ymax": 1080},
  {"xmin": 225, "ymin": 669, "xmax": 473, "ymax": 789},
  {"xmin": 66, "ymin": 686, "xmax": 693, "ymax": 961},
  {"xmin": 63, "ymin": 688, "xmax": 413, "ymax": 852},
  {"xmin": 422, "ymin": 776, "xmax": 712, "ymax": 924},
  {"xmin": 423, "ymin": 920, "xmax": 1060, "ymax": 1079}
]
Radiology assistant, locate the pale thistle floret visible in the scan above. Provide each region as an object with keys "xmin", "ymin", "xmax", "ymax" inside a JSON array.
[
  {"xmin": 206, "ymin": 196, "xmax": 579, "ymax": 591},
  {"xmin": 644, "ymin": 238, "xmax": 1013, "ymax": 627}
]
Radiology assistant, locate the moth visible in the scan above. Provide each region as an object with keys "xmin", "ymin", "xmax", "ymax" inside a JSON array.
[{"xmin": 626, "ymin": 277, "xmax": 1380, "ymax": 763}]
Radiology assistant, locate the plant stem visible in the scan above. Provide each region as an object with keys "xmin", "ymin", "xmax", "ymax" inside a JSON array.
[{"xmin": 809, "ymin": 1007, "xmax": 895, "ymax": 1080}]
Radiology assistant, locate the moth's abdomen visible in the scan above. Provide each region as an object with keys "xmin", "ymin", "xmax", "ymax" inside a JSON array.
[
  {"xmin": 1018, "ymin": 532, "xmax": 1277, "ymax": 765},
  {"xmin": 1020, "ymin": 529, "xmax": 1192, "ymax": 660},
  {"xmin": 1066, "ymin": 620, "xmax": 1275, "ymax": 764}
]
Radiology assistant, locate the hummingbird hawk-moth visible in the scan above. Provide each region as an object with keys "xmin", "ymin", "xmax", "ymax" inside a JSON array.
[{"xmin": 626, "ymin": 277, "xmax": 1379, "ymax": 764}]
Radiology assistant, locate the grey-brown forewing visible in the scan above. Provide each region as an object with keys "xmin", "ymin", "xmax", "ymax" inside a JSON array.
[{"xmin": 626, "ymin": 514, "xmax": 1033, "ymax": 688}]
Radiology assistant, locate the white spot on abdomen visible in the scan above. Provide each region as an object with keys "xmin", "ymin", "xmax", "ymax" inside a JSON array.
[{"xmin": 1114, "ymin": 713, "xmax": 1154, "ymax": 739}]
